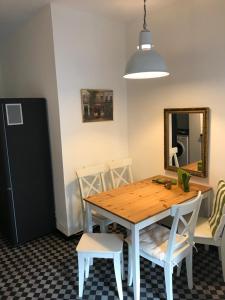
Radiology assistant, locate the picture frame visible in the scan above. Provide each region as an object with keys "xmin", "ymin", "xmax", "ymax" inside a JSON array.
[{"xmin": 81, "ymin": 89, "xmax": 113, "ymax": 122}]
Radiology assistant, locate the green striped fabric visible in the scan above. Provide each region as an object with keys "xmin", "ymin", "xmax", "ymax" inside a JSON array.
[{"xmin": 209, "ymin": 180, "xmax": 225, "ymax": 236}]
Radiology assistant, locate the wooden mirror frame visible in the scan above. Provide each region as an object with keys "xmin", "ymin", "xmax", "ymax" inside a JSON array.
[{"xmin": 164, "ymin": 107, "xmax": 209, "ymax": 178}]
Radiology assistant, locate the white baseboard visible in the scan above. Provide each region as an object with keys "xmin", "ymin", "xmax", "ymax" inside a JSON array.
[
  {"xmin": 67, "ymin": 225, "xmax": 83, "ymax": 236},
  {"xmin": 56, "ymin": 222, "xmax": 84, "ymax": 236},
  {"xmin": 56, "ymin": 222, "xmax": 70, "ymax": 236}
]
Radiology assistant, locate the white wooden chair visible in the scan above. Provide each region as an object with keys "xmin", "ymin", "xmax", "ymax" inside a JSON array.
[
  {"xmin": 76, "ymin": 233, "xmax": 124, "ymax": 299},
  {"xmin": 169, "ymin": 147, "xmax": 179, "ymax": 168},
  {"xmin": 192, "ymin": 180, "xmax": 225, "ymax": 281},
  {"xmin": 108, "ymin": 158, "xmax": 133, "ymax": 188},
  {"xmin": 127, "ymin": 192, "xmax": 202, "ymax": 300},
  {"xmin": 76, "ymin": 164, "xmax": 113, "ymax": 232}
]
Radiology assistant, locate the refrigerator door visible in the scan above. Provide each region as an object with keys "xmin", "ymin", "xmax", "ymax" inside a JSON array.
[
  {"xmin": 0, "ymin": 104, "xmax": 18, "ymax": 243},
  {"xmin": 3, "ymin": 99, "xmax": 55, "ymax": 244}
]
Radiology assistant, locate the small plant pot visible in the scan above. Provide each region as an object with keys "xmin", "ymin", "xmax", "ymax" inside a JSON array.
[
  {"xmin": 177, "ymin": 168, "xmax": 191, "ymax": 192},
  {"xmin": 182, "ymin": 173, "xmax": 191, "ymax": 192}
]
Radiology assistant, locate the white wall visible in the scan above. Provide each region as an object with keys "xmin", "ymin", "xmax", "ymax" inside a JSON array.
[
  {"xmin": 0, "ymin": 6, "xmax": 68, "ymax": 234},
  {"xmin": 51, "ymin": 2, "xmax": 128, "ymax": 234},
  {"xmin": 127, "ymin": 0, "xmax": 225, "ymax": 189},
  {"xmin": 3, "ymin": 0, "xmax": 222, "ymax": 236}
]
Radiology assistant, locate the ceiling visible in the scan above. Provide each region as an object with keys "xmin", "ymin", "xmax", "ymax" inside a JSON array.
[
  {"xmin": 55, "ymin": 0, "xmax": 144, "ymax": 22},
  {"xmin": 0, "ymin": 0, "xmax": 52, "ymax": 38},
  {"xmin": 54, "ymin": 0, "xmax": 177, "ymax": 22},
  {"xmin": 0, "ymin": 0, "xmax": 175, "ymax": 39}
]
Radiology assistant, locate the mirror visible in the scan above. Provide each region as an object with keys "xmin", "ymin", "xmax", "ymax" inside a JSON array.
[{"xmin": 164, "ymin": 108, "xmax": 209, "ymax": 177}]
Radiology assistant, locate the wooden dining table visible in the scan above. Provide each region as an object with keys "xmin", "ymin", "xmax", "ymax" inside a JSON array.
[{"xmin": 84, "ymin": 175, "xmax": 212, "ymax": 300}]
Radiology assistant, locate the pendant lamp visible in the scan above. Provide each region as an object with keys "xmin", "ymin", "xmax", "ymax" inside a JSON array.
[{"xmin": 124, "ymin": 0, "xmax": 169, "ymax": 79}]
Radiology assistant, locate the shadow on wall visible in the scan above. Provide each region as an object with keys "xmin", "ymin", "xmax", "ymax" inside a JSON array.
[
  {"xmin": 66, "ymin": 179, "xmax": 83, "ymax": 235},
  {"xmin": 65, "ymin": 166, "xmax": 131, "ymax": 235}
]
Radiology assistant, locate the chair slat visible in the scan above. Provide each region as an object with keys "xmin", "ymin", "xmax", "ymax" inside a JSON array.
[{"xmin": 108, "ymin": 158, "xmax": 133, "ymax": 189}]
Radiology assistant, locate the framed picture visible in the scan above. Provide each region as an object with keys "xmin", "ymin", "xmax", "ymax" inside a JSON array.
[{"xmin": 81, "ymin": 89, "xmax": 113, "ymax": 122}]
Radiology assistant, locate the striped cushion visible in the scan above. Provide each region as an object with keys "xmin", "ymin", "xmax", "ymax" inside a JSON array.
[{"xmin": 209, "ymin": 180, "xmax": 225, "ymax": 236}]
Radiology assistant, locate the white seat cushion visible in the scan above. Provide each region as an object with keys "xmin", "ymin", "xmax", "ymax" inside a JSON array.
[
  {"xmin": 139, "ymin": 224, "xmax": 188, "ymax": 261},
  {"xmin": 194, "ymin": 217, "xmax": 213, "ymax": 239},
  {"xmin": 76, "ymin": 233, "xmax": 123, "ymax": 253}
]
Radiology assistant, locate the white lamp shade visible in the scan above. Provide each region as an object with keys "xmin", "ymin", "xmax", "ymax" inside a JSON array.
[{"xmin": 124, "ymin": 49, "xmax": 169, "ymax": 79}]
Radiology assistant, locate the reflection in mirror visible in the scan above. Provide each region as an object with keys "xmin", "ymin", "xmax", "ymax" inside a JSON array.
[
  {"xmin": 164, "ymin": 108, "xmax": 209, "ymax": 178},
  {"xmin": 169, "ymin": 113, "xmax": 203, "ymax": 170}
]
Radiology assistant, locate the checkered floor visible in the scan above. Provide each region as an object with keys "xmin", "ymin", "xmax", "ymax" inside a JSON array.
[{"xmin": 0, "ymin": 226, "xmax": 225, "ymax": 300}]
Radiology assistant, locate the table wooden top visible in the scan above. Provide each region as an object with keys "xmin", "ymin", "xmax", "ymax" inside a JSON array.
[
  {"xmin": 85, "ymin": 175, "xmax": 212, "ymax": 224},
  {"xmin": 183, "ymin": 162, "xmax": 199, "ymax": 172}
]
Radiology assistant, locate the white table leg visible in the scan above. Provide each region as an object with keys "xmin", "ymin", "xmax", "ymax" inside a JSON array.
[{"xmin": 131, "ymin": 224, "xmax": 140, "ymax": 300}]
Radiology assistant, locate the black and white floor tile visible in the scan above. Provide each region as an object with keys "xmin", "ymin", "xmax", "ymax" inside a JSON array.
[{"xmin": 0, "ymin": 226, "xmax": 225, "ymax": 299}]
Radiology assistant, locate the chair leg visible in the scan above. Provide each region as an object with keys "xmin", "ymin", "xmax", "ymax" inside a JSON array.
[
  {"xmin": 85, "ymin": 257, "xmax": 90, "ymax": 279},
  {"xmin": 113, "ymin": 222, "xmax": 117, "ymax": 231},
  {"xmin": 120, "ymin": 252, "xmax": 124, "ymax": 280},
  {"xmin": 126, "ymin": 229, "xmax": 131, "ymax": 237},
  {"xmin": 221, "ymin": 244, "xmax": 225, "ymax": 282},
  {"xmin": 177, "ymin": 261, "xmax": 182, "ymax": 277},
  {"xmin": 164, "ymin": 263, "xmax": 173, "ymax": 300},
  {"xmin": 100, "ymin": 222, "xmax": 106, "ymax": 233},
  {"xmin": 78, "ymin": 253, "xmax": 85, "ymax": 298},
  {"xmin": 82, "ymin": 213, "xmax": 87, "ymax": 233},
  {"xmin": 113, "ymin": 253, "xmax": 123, "ymax": 300},
  {"xmin": 90, "ymin": 258, "xmax": 93, "ymax": 265},
  {"xmin": 205, "ymin": 245, "xmax": 209, "ymax": 251},
  {"xmin": 218, "ymin": 247, "xmax": 222, "ymax": 261},
  {"xmin": 186, "ymin": 250, "xmax": 193, "ymax": 289},
  {"xmin": 127, "ymin": 244, "xmax": 133, "ymax": 286}
]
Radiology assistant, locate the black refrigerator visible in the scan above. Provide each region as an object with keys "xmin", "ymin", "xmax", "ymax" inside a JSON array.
[{"xmin": 0, "ymin": 98, "xmax": 55, "ymax": 245}]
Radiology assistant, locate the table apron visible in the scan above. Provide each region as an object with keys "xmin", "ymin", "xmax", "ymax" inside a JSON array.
[
  {"xmin": 88, "ymin": 203, "xmax": 132, "ymax": 230},
  {"xmin": 87, "ymin": 203, "xmax": 171, "ymax": 230},
  {"xmin": 87, "ymin": 190, "xmax": 211, "ymax": 231},
  {"xmin": 136, "ymin": 209, "xmax": 170, "ymax": 230}
]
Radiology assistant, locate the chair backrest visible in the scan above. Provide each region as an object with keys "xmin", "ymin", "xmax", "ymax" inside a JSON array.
[
  {"xmin": 76, "ymin": 164, "xmax": 108, "ymax": 213},
  {"xmin": 209, "ymin": 180, "xmax": 225, "ymax": 237},
  {"xmin": 166, "ymin": 191, "xmax": 202, "ymax": 261},
  {"xmin": 169, "ymin": 147, "xmax": 179, "ymax": 168},
  {"xmin": 108, "ymin": 158, "xmax": 133, "ymax": 188}
]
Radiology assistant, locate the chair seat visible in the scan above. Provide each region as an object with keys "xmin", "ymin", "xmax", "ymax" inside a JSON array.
[
  {"xmin": 77, "ymin": 233, "xmax": 124, "ymax": 299},
  {"xmin": 194, "ymin": 217, "xmax": 213, "ymax": 239},
  {"xmin": 126, "ymin": 223, "xmax": 189, "ymax": 261},
  {"xmin": 76, "ymin": 233, "xmax": 123, "ymax": 253},
  {"xmin": 139, "ymin": 224, "xmax": 188, "ymax": 261}
]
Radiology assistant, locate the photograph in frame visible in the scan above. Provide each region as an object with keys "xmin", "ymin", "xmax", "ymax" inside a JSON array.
[{"xmin": 81, "ymin": 89, "xmax": 113, "ymax": 122}]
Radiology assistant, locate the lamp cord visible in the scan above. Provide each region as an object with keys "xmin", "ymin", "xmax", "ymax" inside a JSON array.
[{"xmin": 143, "ymin": 0, "xmax": 147, "ymax": 30}]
